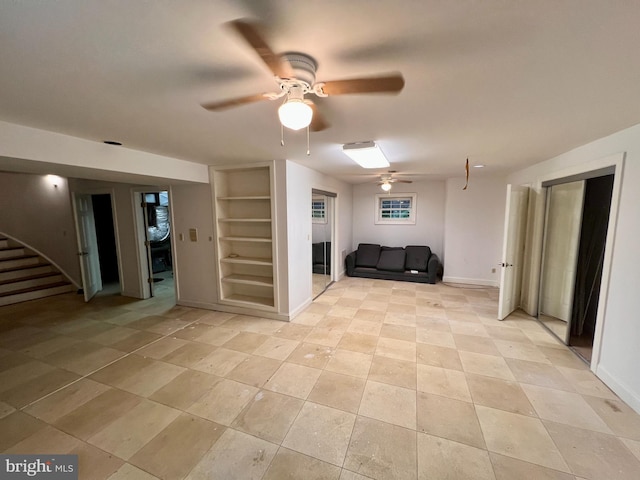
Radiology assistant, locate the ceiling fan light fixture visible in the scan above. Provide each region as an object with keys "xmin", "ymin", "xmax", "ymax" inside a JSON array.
[
  {"xmin": 278, "ymin": 98, "xmax": 313, "ymax": 131},
  {"xmin": 342, "ymin": 141, "xmax": 390, "ymax": 169},
  {"xmin": 381, "ymin": 182, "xmax": 392, "ymax": 192}
]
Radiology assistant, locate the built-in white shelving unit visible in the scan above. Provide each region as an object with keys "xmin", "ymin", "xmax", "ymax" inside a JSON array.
[{"xmin": 211, "ymin": 164, "xmax": 277, "ymax": 311}]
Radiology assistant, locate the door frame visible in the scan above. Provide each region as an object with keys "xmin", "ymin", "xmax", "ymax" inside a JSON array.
[
  {"xmin": 310, "ymin": 187, "xmax": 338, "ymax": 297},
  {"xmin": 527, "ymin": 153, "xmax": 625, "ymax": 372}
]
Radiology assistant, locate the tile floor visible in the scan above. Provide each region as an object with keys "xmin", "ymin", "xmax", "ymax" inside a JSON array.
[{"xmin": 1, "ymin": 277, "xmax": 640, "ymax": 479}]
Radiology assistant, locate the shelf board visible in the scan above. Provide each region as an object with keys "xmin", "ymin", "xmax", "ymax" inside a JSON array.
[
  {"xmin": 223, "ymin": 293, "xmax": 274, "ymax": 308},
  {"xmin": 219, "ymin": 236, "xmax": 272, "ymax": 243},
  {"xmin": 221, "ymin": 256, "xmax": 273, "ymax": 266},
  {"xmin": 217, "ymin": 196, "xmax": 270, "ymax": 201},
  {"xmin": 218, "ymin": 218, "xmax": 271, "ymax": 223},
  {"xmin": 222, "ymin": 274, "xmax": 273, "ymax": 287}
]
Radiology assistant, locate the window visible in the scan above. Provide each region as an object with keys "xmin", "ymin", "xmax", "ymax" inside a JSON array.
[
  {"xmin": 375, "ymin": 193, "xmax": 416, "ymax": 224},
  {"xmin": 312, "ymin": 197, "xmax": 326, "ymax": 223}
]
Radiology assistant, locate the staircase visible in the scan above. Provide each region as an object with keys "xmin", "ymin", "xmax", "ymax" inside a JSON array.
[{"xmin": 0, "ymin": 236, "xmax": 75, "ymax": 307}]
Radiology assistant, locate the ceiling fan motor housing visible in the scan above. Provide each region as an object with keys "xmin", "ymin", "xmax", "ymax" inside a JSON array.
[{"xmin": 282, "ymin": 52, "xmax": 317, "ymax": 87}]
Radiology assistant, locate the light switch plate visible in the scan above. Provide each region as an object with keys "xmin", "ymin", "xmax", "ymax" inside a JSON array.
[{"xmin": 189, "ymin": 228, "xmax": 198, "ymax": 242}]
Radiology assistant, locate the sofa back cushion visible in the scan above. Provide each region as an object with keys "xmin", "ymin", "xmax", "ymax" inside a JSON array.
[
  {"xmin": 405, "ymin": 245, "xmax": 431, "ymax": 271},
  {"xmin": 355, "ymin": 243, "xmax": 381, "ymax": 267},
  {"xmin": 376, "ymin": 247, "xmax": 406, "ymax": 272}
]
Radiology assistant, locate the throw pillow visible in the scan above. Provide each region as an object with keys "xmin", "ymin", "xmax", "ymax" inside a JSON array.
[{"xmin": 355, "ymin": 244, "xmax": 381, "ymax": 267}]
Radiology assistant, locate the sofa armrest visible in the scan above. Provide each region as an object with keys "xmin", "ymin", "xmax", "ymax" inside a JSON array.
[
  {"xmin": 427, "ymin": 253, "xmax": 443, "ymax": 284},
  {"xmin": 345, "ymin": 251, "xmax": 357, "ymax": 276}
]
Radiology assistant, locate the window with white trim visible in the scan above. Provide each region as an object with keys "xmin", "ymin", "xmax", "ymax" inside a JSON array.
[
  {"xmin": 375, "ymin": 193, "xmax": 416, "ymax": 224},
  {"xmin": 312, "ymin": 197, "xmax": 326, "ymax": 223}
]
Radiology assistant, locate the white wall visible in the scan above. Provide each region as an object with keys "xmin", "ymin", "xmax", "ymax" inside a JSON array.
[
  {"xmin": 0, "ymin": 172, "xmax": 80, "ymax": 284},
  {"xmin": 284, "ymin": 161, "xmax": 353, "ymax": 316},
  {"xmin": 170, "ymin": 184, "xmax": 218, "ymax": 308},
  {"xmin": 352, "ymin": 180, "xmax": 445, "ymax": 258},
  {"xmin": 508, "ymin": 122, "xmax": 640, "ymax": 413},
  {"xmin": 443, "ymin": 176, "xmax": 507, "ymax": 286}
]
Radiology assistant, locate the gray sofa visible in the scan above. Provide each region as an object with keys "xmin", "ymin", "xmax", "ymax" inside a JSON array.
[{"xmin": 345, "ymin": 243, "xmax": 443, "ymax": 284}]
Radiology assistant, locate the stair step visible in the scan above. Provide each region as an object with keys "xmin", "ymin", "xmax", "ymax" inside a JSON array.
[
  {"xmin": 0, "ymin": 264, "xmax": 55, "ymax": 282},
  {"xmin": 0, "ymin": 247, "xmax": 26, "ymax": 260},
  {"xmin": 0, "ymin": 272, "xmax": 64, "ymax": 294},
  {"xmin": 0, "ymin": 238, "xmax": 9, "ymax": 249},
  {"xmin": 0, "ymin": 282, "xmax": 75, "ymax": 307},
  {"xmin": 0, "ymin": 255, "xmax": 41, "ymax": 270}
]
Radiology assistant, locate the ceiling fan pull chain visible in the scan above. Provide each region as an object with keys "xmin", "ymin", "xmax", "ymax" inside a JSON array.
[
  {"xmin": 306, "ymin": 126, "xmax": 310, "ymax": 156},
  {"xmin": 281, "ymin": 123, "xmax": 285, "ymax": 147}
]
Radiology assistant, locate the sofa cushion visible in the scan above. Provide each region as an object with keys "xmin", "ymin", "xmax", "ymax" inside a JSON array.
[
  {"xmin": 376, "ymin": 248, "xmax": 406, "ymax": 272},
  {"xmin": 355, "ymin": 244, "xmax": 381, "ymax": 267},
  {"xmin": 312, "ymin": 242, "xmax": 323, "ymax": 264},
  {"xmin": 405, "ymin": 245, "xmax": 431, "ymax": 271}
]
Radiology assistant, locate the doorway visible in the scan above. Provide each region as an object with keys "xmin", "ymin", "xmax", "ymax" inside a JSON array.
[
  {"xmin": 538, "ymin": 172, "xmax": 614, "ymax": 364},
  {"xmin": 140, "ymin": 190, "xmax": 174, "ymax": 299},
  {"xmin": 311, "ymin": 190, "xmax": 335, "ymax": 298},
  {"xmin": 92, "ymin": 194, "xmax": 120, "ymax": 296}
]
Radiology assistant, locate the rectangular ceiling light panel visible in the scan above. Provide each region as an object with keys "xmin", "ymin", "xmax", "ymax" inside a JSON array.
[{"xmin": 342, "ymin": 141, "xmax": 390, "ymax": 168}]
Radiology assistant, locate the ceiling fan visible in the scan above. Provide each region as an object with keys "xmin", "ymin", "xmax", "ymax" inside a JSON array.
[
  {"xmin": 377, "ymin": 171, "xmax": 412, "ymax": 191},
  {"xmin": 201, "ymin": 20, "xmax": 405, "ymax": 132}
]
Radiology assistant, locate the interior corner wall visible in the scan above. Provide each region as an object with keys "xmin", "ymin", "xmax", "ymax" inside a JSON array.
[
  {"xmin": 507, "ymin": 122, "xmax": 640, "ymax": 414},
  {"xmin": 352, "ymin": 180, "xmax": 445, "ymax": 258},
  {"xmin": 0, "ymin": 171, "xmax": 80, "ymax": 284},
  {"xmin": 284, "ymin": 160, "xmax": 353, "ymax": 316},
  {"xmin": 443, "ymin": 176, "xmax": 507, "ymax": 286},
  {"xmin": 170, "ymin": 183, "xmax": 218, "ymax": 308}
]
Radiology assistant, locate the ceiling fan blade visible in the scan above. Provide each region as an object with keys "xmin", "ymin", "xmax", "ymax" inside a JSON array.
[
  {"xmin": 228, "ymin": 20, "xmax": 293, "ymax": 79},
  {"xmin": 201, "ymin": 93, "xmax": 269, "ymax": 111},
  {"xmin": 308, "ymin": 102, "xmax": 330, "ymax": 132},
  {"xmin": 396, "ymin": 180, "xmax": 413, "ymax": 183},
  {"xmin": 318, "ymin": 73, "xmax": 405, "ymax": 95}
]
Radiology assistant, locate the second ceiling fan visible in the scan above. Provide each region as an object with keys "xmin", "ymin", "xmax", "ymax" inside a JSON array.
[{"xmin": 202, "ymin": 20, "xmax": 405, "ymax": 132}]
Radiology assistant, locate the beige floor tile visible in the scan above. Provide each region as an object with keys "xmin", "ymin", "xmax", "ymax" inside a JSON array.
[
  {"xmin": 283, "ymin": 402, "xmax": 356, "ymax": 466},
  {"xmin": 75, "ymin": 441, "xmax": 124, "ymax": 479},
  {"xmin": 337, "ymin": 332, "xmax": 378, "ymax": 354},
  {"xmin": 107, "ymin": 463, "xmax": 160, "ymax": 480},
  {"xmin": 263, "ymin": 447, "xmax": 341, "ymax": 480},
  {"xmin": 621, "ymin": 438, "xmax": 640, "ymax": 462},
  {"xmin": 521, "ymin": 384, "xmax": 612, "ymax": 433},
  {"xmin": 416, "ymin": 329, "xmax": 455, "ymax": 348},
  {"xmin": 20, "ymin": 335, "xmax": 81, "ymax": 358},
  {"xmin": 485, "ymin": 325, "xmax": 533, "ymax": 344},
  {"xmin": 328, "ymin": 305, "xmax": 358, "ymax": 318},
  {"xmin": 348, "ymin": 319, "xmax": 383, "ymax": 336},
  {"xmin": 556, "ymin": 366, "xmax": 617, "ymax": 399},
  {"xmin": 417, "ymin": 392, "xmax": 485, "ymax": 448},
  {"xmin": 545, "ymin": 420, "xmax": 640, "ymax": 480},
  {"xmin": 231, "ymin": 390, "xmax": 303, "ymax": 443},
  {"xmin": 466, "ymin": 374, "xmax": 536, "ymax": 416},
  {"xmin": 539, "ymin": 346, "xmax": 589, "ymax": 369},
  {"xmin": 308, "ymin": 371, "xmax": 366, "ymax": 414},
  {"xmin": 449, "ymin": 321, "xmax": 489, "ymax": 337},
  {"xmin": 226, "ymin": 355, "xmax": 281, "ymax": 387},
  {"xmin": 368, "ymin": 355, "xmax": 416, "ymax": 389},
  {"xmin": 415, "ymin": 316, "xmax": 450, "ymax": 331},
  {"xmin": 453, "ymin": 334, "xmax": 500, "ymax": 356},
  {"xmin": 5, "ymin": 424, "xmax": 81, "ymax": 453},
  {"xmin": 134, "ymin": 336, "xmax": 189, "ymax": 359},
  {"xmin": 0, "ymin": 411, "xmax": 47, "ymax": 451},
  {"xmin": 353, "ymin": 309, "xmax": 386, "ymax": 322},
  {"xmin": 459, "ymin": 351, "xmax": 516, "ymax": 381},
  {"xmin": 221, "ymin": 331, "xmax": 269, "ymax": 353},
  {"xmin": 417, "ymin": 364, "xmax": 471, "ymax": 402},
  {"xmin": 505, "ymin": 358, "xmax": 575, "ymax": 391},
  {"xmin": 264, "ymin": 362, "xmax": 322, "ymax": 399},
  {"xmin": 186, "ymin": 428, "xmax": 278, "ymax": 480},
  {"xmin": 110, "ymin": 330, "xmax": 162, "ymax": 352},
  {"xmin": 336, "ymin": 297, "xmax": 364, "ymax": 308},
  {"xmin": 286, "ymin": 342, "xmax": 334, "ymax": 369},
  {"xmin": 24, "ymin": 378, "xmax": 110, "ymax": 423},
  {"xmin": 490, "ymin": 452, "xmax": 575, "ymax": 480},
  {"xmin": 89, "ymin": 354, "xmax": 153, "ymax": 387},
  {"xmin": 359, "ymin": 380, "xmax": 416, "ymax": 429},
  {"xmin": 197, "ymin": 311, "xmax": 235, "ymax": 326},
  {"xmin": 475, "ymin": 405, "xmax": 569, "ymax": 472},
  {"xmin": 129, "ymin": 413, "xmax": 224, "ymax": 480},
  {"xmin": 88, "ymin": 399, "xmax": 181, "ymax": 460},
  {"xmin": 417, "ymin": 433, "xmax": 495, "ymax": 480},
  {"xmin": 583, "ymin": 395, "xmax": 640, "ymax": 440},
  {"xmin": 494, "ymin": 339, "xmax": 550, "ymax": 363},
  {"xmin": 325, "ymin": 349, "xmax": 372, "ymax": 379},
  {"xmin": 161, "ymin": 341, "xmax": 218, "ymax": 368},
  {"xmin": 416, "ymin": 343, "xmax": 463, "ymax": 371},
  {"xmin": 54, "ymin": 388, "xmax": 142, "ymax": 440},
  {"xmin": 0, "ymin": 359, "xmax": 55, "ymax": 392},
  {"xmin": 384, "ymin": 311, "xmax": 417, "ymax": 326},
  {"xmin": 44, "ymin": 342, "xmax": 125, "ymax": 375},
  {"xmin": 149, "ymin": 369, "xmax": 221, "ymax": 410},
  {"xmin": 192, "ymin": 347, "xmax": 249, "ymax": 376},
  {"xmin": 187, "ymin": 378, "xmax": 258, "ymax": 426},
  {"xmin": 274, "ymin": 323, "xmax": 314, "ymax": 341},
  {"xmin": 305, "ymin": 327, "xmax": 345, "ymax": 347},
  {"xmin": 375, "ymin": 337, "xmax": 416, "ymax": 362},
  {"xmin": 118, "ymin": 360, "xmax": 185, "ymax": 397},
  {"xmin": 344, "ymin": 416, "xmax": 417, "ymax": 480},
  {"xmin": 0, "ymin": 367, "xmax": 79, "ymax": 408},
  {"xmin": 0, "ymin": 400, "xmax": 15, "ymax": 419},
  {"xmin": 306, "ymin": 302, "xmax": 334, "ymax": 314},
  {"xmin": 172, "ymin": 322, "xmax": 216, "ymax": 341},
  {"xmin": 253, "ymin": 336, "xmax": 300, "ymax": 360},
  {"xmin": 316, "ymin": 314, "xmax": 352, "ymax": 331},
  {"xmin": 194, "ymin": 325, "xmax": 239, "ymax": 346},
  {"xmin": 379, "ymin": 324, "xmax": 416, "ymax": 342}
]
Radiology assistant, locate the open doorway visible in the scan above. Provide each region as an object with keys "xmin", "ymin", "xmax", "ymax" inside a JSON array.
[
  {"xmin": 92, "ymin": 194, "xmax": 120, "ymax": 296},
  {"xmin": 311, "ymin": 189, "xmax": 336, "ymax": 298}
]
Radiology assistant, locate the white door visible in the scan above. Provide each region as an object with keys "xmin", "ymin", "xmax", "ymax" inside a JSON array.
[
  {"xmin": 74, "ymin": 194, "xmax": 102, "ymax": 301},
  {"xmin": 539, "ymin": 181, "xmax": 585, "ymax": 322},
  {"xmin": 497, "ymin": 184, "xmax": 529, "ymax": 320}
]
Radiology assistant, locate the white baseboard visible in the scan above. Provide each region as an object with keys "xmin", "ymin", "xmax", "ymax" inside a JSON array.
[
  {"xmin": 289, "ymin": 298, "xmax": 313, "ymax": 320},
  {"xmin": 442, "ymin": 276, "xmax": 499, "ymax": 287},
  {"xmin": 595, "ymin": 364, "xmax": 640, "ymax": 415},
  {"xmin": 176, "ymin": 299, "xmax": 291, "ymax": 322}
]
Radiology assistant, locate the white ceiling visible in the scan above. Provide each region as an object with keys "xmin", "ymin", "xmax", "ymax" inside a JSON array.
[{"xmin": 1, "ymin": 0, "xmax": 639, "ymax": 184}]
